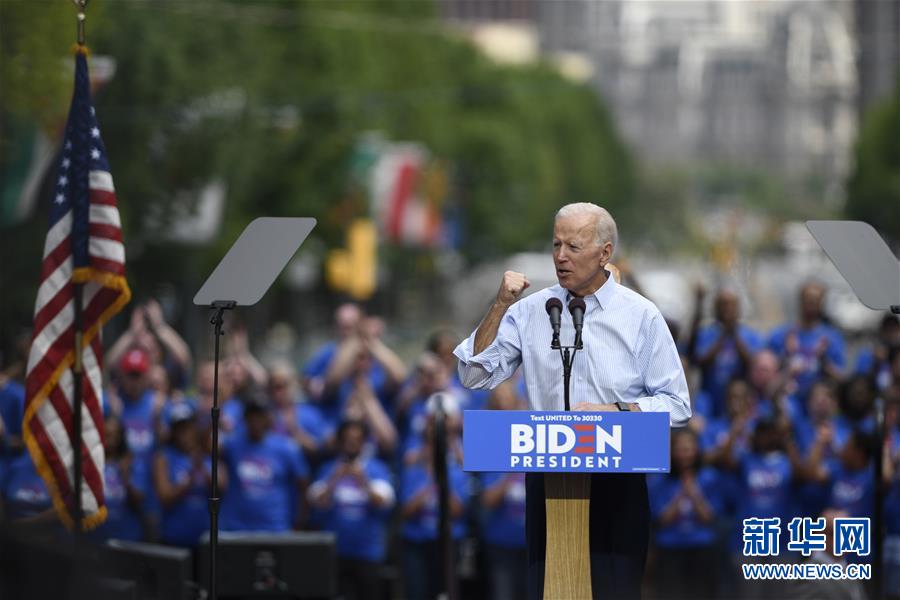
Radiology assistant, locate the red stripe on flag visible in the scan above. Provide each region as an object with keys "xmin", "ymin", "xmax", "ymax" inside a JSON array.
[
  {"xmin": 32, "ymin": 286, "xmax": 73, "ymax": 338},
  {"xmin": 88, "ymin": 223, "xmax": 123, "ymax": 243},
  {"xmin": 27, "ymin": 288, "xmax": 111, "ymax": 394},
  {"xmin": 39, "ymin": 236, "xmax": 73, "ymax": 280},
  {"xmin": 29, "ymin": 413, "xmax": 74, "ymax": 500},
  {"xmin": 574, "ymin": 446, "xmax": 594, "ymax": 454},
  {"xmin": 89, "ymin": 189, "xmax": 117, "ymax": 206},
  {"xmin": 578, "ymin": 436, "xmax": 594, "ymax": 444},
  {"xmin": 26, "ymin": 326, "xmax": 74, "ymax": 398},
  {"xmin": 47, "ymin": 385, "xmax": 105, "ymax": 505},
  {"xmin": 89, "ymin": 255, "xmax": 125, "ymax": 275},
  {"xmin": 573, "ymin": 425, "xmax": 593, "ymax": 431}
]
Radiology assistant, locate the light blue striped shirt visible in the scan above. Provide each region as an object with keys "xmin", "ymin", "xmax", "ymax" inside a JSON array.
[{"xmin": 453, "ymin": 273, "xmax": 691, "ymax": 427}]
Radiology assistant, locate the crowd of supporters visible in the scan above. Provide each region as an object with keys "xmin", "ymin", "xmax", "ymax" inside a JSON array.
[{"xmin": 1, "ymin": 281, "xmax": 899, "ymax": 599}]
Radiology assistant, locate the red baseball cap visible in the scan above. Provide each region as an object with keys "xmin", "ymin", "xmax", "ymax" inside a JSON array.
[{"xmin": 120, "ymin": 348, "xmax": 150, "ymax": 374}]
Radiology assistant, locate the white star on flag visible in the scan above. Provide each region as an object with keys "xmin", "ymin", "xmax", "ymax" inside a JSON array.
[
  {"xmin": 58, "ymin": 175, "xmax": 68, "ymax": 187},
  {"xmin": 91, "ymin": 127, "xmax": 100, "ymax": 138},
  {"xmin": 91, "ymin": 148, "xmax": 101, "ymax": 160}
]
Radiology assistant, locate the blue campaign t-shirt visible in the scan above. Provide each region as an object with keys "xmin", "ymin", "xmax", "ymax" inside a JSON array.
[
  {"xmin": 91, "ymin": 460, "xmax": 144, "ymax": 542},
  {"xmin": 400, "ymin": 462, "xmax": 469, "ymax": 542},
  {"xmin": 268, "ymin": 401, "xmax": 333, "ymax": 452},
  {"xmin": 303, "ymin": 342, "xmax": 339, "ymax": 380},
  {"xmin": 400, "ymin": 397, "xmax": 429, "ymax": 455},
  {"xmin": 0, "ymin": 380, "xmax": 25, "ymax": 441},
  {"xmin": 1, "ymin": 451, "xmax": 52, "ymax": 520},
  {"xmin": 695, "ymin": 324, "xmax": 762, "ymax": 415},
  {"xmin": 311, "ymin": 457, "xmax": 394, "ymax": 561},
  {"xmin": 480, "ymin": 472, "xmax": 526, "ymax": 549},
  {"xmin": 885, "ymin": 477, "xmax": 900, "ymax": 535},
  {"xmin": 119, "ymin": 389, "xmax": 158, "ymax": 461},
  {"xmin": 221, "ymin": 431, "xmax": 309, "ymax": 532},
  {"xmin": 737, "ymin": 452, "xmax": 794, "ymax": 521},
  {"xmin": 828, "ymin": 464, "xmax": 874, "ymax": 519},
  {"xmin": 159, "ymin": 446, "xmax": 211, "ymax": 547},
  {"xmin": 767, "ymin": 323, "xmax": 846, "ymax": 400},
  {"xmin": 650, "ymin": 467, "xmax": 722, "ymax": 549}
]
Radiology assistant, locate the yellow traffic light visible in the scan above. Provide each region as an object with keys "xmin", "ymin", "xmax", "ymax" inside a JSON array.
[{"xmin": 326, "ymin": 218, "xmax": 377, "ymax": 300}]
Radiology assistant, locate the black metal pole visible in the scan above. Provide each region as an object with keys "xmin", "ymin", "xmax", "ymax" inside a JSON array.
[
  {"xmin": 562, "ymin": 348, "xmax": 571, "ymax": 412},
  {"xmin": 72, "ymin": 282, "xmax": 84, "ymax": 534},
  {"xmin": 208, "ymin": 300, "xmax": 234, "ymax": 600},
  {"xmin": 873, "ymin": 396, "xmax": 885, "ymax": 600},
  {"xmin": 433, "ymin": 399, "xmax": 456, "ymax": 600}
]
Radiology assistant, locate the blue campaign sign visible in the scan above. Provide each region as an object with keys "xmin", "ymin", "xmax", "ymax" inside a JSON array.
[{"xmin": 463, "ymin": 410, "xmax": 670, "ymax": 474}]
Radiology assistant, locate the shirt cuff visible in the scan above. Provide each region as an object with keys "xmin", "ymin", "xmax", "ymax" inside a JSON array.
[{"xmin": 453, "ymin": 334, "xmax": 503, "ymax": 374}]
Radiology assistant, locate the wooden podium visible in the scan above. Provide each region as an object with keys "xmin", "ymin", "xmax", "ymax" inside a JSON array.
[
  {"xmin": 462, "ymin": 409, "xmax": 671, "ymax": 600},
  {"xmin": 543, "ymin": 472, "xmax": 592, "ymax": 599}
]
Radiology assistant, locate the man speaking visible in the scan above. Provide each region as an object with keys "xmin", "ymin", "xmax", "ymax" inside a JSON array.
[{"xmin": 454, "ymin": 203, "xmax": 691, "ymax": 599}]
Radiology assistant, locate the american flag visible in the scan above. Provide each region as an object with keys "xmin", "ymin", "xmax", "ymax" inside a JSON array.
[{"xmin": 23, "ymin": 49, "xmax": 131, "ymax": 530}]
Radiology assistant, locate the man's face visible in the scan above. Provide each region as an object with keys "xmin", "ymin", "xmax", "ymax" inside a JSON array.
[
  {"xmin": 119, "ymin": 370, "xmax": 148, "ymax": 399},
  {"xmin": 715, "ymin": 291, "xmax": 740, "ymax": 326},
  {"xmin": 750, "ymin": 351, "xmax": 778, "ymax": 390},
  {"xmin": 552, "ymin": 215, "xmax": 611, "ymax": 297},
  {"xmin": 800, "ymin": 284, "xmax": 824, "ymax": 321}
]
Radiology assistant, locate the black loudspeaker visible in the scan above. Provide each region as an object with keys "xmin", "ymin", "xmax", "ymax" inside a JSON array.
[
  {"xmin": 103, "ymin": 540, "xmax": 194, "ymax": 600},
  {"xmin": 197, "ymin": 531, "xmax": 337, "ymax": 599}
]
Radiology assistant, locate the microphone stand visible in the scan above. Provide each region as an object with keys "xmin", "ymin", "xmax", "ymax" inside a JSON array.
[
  {"xmin": 553, "ymin": 339, "xmax": 582, "ymax": 411},
  {"xmin": 208, "ymin": 299, "xmax": 235, "ymax": 600}
]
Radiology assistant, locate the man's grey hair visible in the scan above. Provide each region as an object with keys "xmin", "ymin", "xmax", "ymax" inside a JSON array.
[{"xmin": 555, "ymin": 202, "xmax": 618, "ymax": 255}]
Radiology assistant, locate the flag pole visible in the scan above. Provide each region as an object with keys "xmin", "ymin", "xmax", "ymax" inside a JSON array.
[
  {"xmin": 70, "ymin": 0, "xmax": 89, "ymax": 536},
  {"xmin": 73, "ymin": 0, "xmax": 88, "ymax": 48}
]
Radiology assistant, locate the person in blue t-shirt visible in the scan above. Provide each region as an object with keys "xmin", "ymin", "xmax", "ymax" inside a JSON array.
[
  {"xmin": 479, "ymin": 382, "xmax": 528, "ymax": 600},
  {"xmin": 827, "ymin": 430, "xmax": 876, "ymax": 519},
  {"xmin": 91, "ymin": 415, "xmax": 145, "ymax": 542},
  {"xmin": 836, "ymin": 375, "xmax": 877, "ymax": 436},
  {"xmin": 400, "ymin": 412, "xmax": 469, "ymax": 600},
  {"xmin": 694, "ymin": 289, "xmax": 762, "ymax": 417},
  {"xmin": 853, "ymin": 314, "xmax": 899, "ymax": 388},
  {"xmin": 267, "ymin": 361, "xmax": 330, "ymax": 463},
  {"xmin": 426, "ymin": 328, "xmax": 491, "ymax": 412},
  {"xmin": 791, "ymin": 380, "xmax": 848, "ymax": 518},
  {"xmin": 0, "ymin": 375, "xmax": 24, "ymax": 454},
  {"xmin": 713, "ymin": 417, "xmax": 811, "ymax": 553},
  {"xmin": 319, "ymin": 316, "xmax": 407, "ymax": 426},
  {"xmin": 651, "ymin": 428, "xmax": 722, "ymax": 600},
  {"xmin": 0, "ymin": 448, "xmax": 60, "ymax": 540},
  {"xmin": 767, "ymin": 282, "xmax": 845, "ymax": 401},
  {"xmin": 308, "ymin": 419, "xmax": 395, "ymax": 600},
  {"xmin": 302, "ymin": 302, "xmax": 366, "ymax": 401},
  {"xmin": 152, "ymin": 401, "xmax": 218, "ymax": 547},
  {"xmin": 221, "ymin": 395, "xmax": 310, "ymax": 532},
  {"xmin": 109, "ymin": 348, "xmax": 162, "ymax": 464},
  {"xmin": 396, "ymin": 353, "xmax": 454, "ymax": 456}
]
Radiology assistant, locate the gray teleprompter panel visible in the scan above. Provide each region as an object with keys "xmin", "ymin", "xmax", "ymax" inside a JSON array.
[
  {"xmin": 193, "ymin": 217, "xmax": 316, "ymax": 307},
  {"xmin": 806, "ymin": 220, "xmax": 899, "ymax": 311}
]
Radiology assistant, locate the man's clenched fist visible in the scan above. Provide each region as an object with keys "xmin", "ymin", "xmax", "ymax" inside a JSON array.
[{"xmin": 497, "ymin": 271, "xmax": 530, "ymax": 306}]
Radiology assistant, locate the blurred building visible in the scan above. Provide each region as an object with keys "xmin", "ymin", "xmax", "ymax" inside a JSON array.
[
  {"xmin": 441, "ymin": 0, "xmax": 858, "ymax": 188},
  {"xmin": 855, "ymin": 0, "xmax": 900, "ymax": 113}
]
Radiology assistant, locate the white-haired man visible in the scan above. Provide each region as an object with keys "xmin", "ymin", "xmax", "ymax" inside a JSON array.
[{"xmin": 454, "ymin": 202, "xmax": 691, "ymax": 599}]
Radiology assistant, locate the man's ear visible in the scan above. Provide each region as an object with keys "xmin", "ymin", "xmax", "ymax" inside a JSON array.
[{"xmin": 600, "ymin": 241, "xmax": 613, "ymax": 264}]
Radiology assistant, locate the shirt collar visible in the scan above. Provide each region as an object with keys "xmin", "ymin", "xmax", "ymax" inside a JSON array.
[{"xmin": 562, "ymin": 269, "xmax": 617, "ymax": 311}]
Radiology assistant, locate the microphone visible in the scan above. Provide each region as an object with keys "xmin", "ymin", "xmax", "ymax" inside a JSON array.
[
  {"xmin": 568, "ymin": 297, "xmax": 586, "ymax": 349},
  {"xmin": 545, "ymin": 298, "xmax": 562, "ymax": 349}
]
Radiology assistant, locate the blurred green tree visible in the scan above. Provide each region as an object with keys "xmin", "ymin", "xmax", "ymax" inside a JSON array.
[
  {"xmin": 847, "ymin": 85, "xmax": 900, "ymax": 243},
  {"xmin": 1, "ymin": 0, "xmax": 634, "ymax": 339}
]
